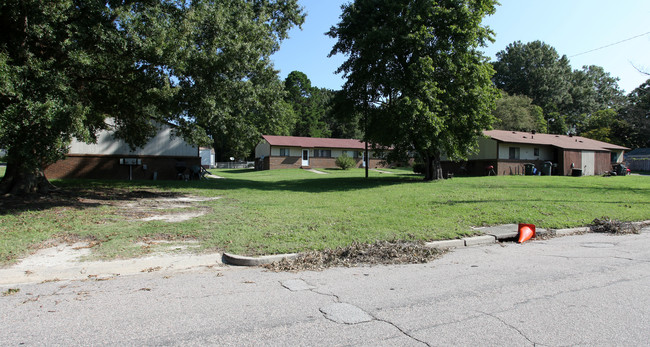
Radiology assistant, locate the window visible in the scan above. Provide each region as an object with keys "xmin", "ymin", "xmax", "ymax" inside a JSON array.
[
  {"xmin": 279, "ymin": 148, "xmax": 290, "ymax": 156},
  {"xmin": 313, "ymin": 149, "xmax": 331, "ymax": 158},
  {"xmin": 509, "ymin": 147, "xmax": 520, "ymax": 160},
  {"xmin": 534, "ymin": 148, "xmax": 539, "ymax": 156}
]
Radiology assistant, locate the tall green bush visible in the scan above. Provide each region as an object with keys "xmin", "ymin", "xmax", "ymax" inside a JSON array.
[{"xmin": 336, "ymin": 154, "xmax": 356, "ymax": 170}]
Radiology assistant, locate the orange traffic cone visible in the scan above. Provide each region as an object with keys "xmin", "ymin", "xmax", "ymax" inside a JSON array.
[{"xmin": 518, "ymin": 223, "xmax": 536, "ymax": 243}]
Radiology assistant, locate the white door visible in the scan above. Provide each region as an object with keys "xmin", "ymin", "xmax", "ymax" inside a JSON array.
[
  {"xmin": 302, "ymin": 149, "xmax": 310, "ymax": 167},
  {"xmin": 581, "ymin": 151, "xmax": 595, "ymax": 176}
]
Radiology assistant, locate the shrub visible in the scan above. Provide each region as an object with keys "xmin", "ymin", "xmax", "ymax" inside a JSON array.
[
  {"xmin": 336, "ymin": 153, "xmax": 356, "ymax": 170},
  {"xmin": 412, "ymin": 162, "xmax": 425, "ymax": 174}
]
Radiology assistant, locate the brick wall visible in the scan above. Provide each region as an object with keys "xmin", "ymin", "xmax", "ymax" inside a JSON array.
[
  {"xmin": 266, "ymin": 156, "xmax": 388, "ymax": 170},
  {"xmin": 268, "ymin": 156, "xmax": 301, "ymax": 169},
  {"xmin": 497, "ymin": 160, "xmax": 534, "ymax": 176},
  {"xmin": 442, "ymin": 160, "xmax": 497, "ymax": 176},
  {"xmin": 443, "ymin": 159, "xmax": 563, "ymax": 176},
  {"xmin": 44, "ymin": 155, "xmax": 201, "ymax": 180}
]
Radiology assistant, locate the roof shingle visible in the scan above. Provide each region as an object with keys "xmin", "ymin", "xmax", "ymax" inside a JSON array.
[
  {"xmin": 262, "ymin": 135, "xmax": 367, "ymax": 150},
  {"xmin": 484, "ymin": 130, "xmax": 629, "ymax": 151}
]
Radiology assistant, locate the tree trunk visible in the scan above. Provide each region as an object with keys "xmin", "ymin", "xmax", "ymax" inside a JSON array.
[
  {"xmin": 424, "ymin": 155, "xmax": 433, "ymax": 181},
  {"xmin": 0, "ymin": 161, "xmax": 55, "ymax": 196},
  {"xmin": 423, "ymin": 153, "xmax": 444, "ymax": 181},
  {"xmin": 431, "ymin": 153, "xmax": 444, "ymax": 180}
]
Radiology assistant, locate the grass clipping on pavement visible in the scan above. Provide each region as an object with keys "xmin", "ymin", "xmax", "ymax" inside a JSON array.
[{"xmin": 263, "ymin": 240, "xmax": 445, "ymax": 272}]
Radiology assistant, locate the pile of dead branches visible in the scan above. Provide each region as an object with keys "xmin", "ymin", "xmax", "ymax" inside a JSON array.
[
  {"xmin": 263, "ymin": 240, "xmax": 444, "ymax": 272},
  {"xmin": 590, "ymin": 217, "xmax": 640, "ymax": 235}
]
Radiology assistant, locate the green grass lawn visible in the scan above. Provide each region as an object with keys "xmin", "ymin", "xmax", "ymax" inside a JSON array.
[{"xmin": 0, "ymin": 168, "xmax": 649, "ymax": 263}]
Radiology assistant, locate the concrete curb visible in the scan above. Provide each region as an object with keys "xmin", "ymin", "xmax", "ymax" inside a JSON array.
[
  {"xmin": 223, "ymin": 221, "xmax": 650, "ymax": 265},
  {"xmin": 554, "ymin": 227, "xmax": 590, "ymax": 236},
  {"xmin": 425, "ymin": 239, "xmax": 465, "ymax": 249},
  {"xmin": 222, "ymin": 252, "xmax": 299, "ymax": 266},
  {"xmin": 424, "ymin": 224, "xmax": 601, "ymax": 251},
  {"xmin": 463, "ymin": 235, "xmax": 496, "ymax": 246}
]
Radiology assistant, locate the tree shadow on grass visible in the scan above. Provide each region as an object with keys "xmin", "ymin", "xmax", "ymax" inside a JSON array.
[
  {"xmin": 0, "ymin": 186, "xmax": 187, "ymax": 216},
  {"xmin": 0, "ymin": 172, "xmax": 422, "ymax": 215},
  {"xmin": 432, "ymin": 199, "xmax": 650, "ymax": 206},
  {"xmin": 123, "ymin": 173, "xmax": 423, "ymax": 194},
  {"xmin": 457, "ymin": 178, "xmax": 650, "ymax": 194}
]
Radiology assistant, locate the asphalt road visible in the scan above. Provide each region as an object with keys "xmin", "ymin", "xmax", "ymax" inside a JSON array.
[{"xmin": 1, "ymin": 227, "xmax": 649, "ymax": 346}]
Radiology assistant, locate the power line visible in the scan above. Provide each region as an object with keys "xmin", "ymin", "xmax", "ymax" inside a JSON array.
[{"xmin": 569, "ymin": 31, "xmax": 650, "ymax": 58}]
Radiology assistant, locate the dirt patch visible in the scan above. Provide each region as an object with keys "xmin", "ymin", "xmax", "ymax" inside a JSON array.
[
  {"xmin": 114, "ymin": 195, "xmax": 220, "ymax": 223},
  {"xmin": 263, "ymin": 240, "xmax": 445, "ymax": 272},
  {"xmin": 0, "ymin": 188, "xmax": 220, "ymax": 223},
  {"xmin": 0, "ymin": 188, "xmax": 220, "ymax": 215},
  {"xmin": 0, "ymin": 188, "xmax": 165, "ymax": 213},
  {"xmin": 79, "ymin": 192, "xmax": 221, "ymax": 223}
]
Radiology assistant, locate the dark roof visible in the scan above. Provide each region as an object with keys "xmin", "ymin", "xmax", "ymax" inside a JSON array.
[
  {"xmin": 262, "ymin": 135, "xmax": 367, "ymax": 150},
  {"xmin": 626, "ymin": 148, "xmax": 650, "ymax": 157},
  {"xmin": 484, "ymin": 130, "xmax": 629, "ymax": 151}
]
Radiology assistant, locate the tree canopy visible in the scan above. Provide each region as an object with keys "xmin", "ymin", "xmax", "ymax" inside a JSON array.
[
  {"xmin": 621, "ymin": 79, "xmax": 650, "ymax": 149},
  {"xmin": 282, "ymin": 70, "xmax": 362, "ymax": 140},
  {"xmin": 0, "ymin": 0, "xmax": 304, "ymax": 194},
  {"xmin": 284, "ymin": 71, "xmax": 331, "ymax": 138},
  {"xmin": 492, "ymin": 41, "xmax": 627, "ymax": 134},
  {"xmin": 492, "ymin": 92, "xmax": 546, "ymax": 133},
  {"xmin": 492, "ymin": 41, "xmax": 572, "ymax": 115},
  {"xmin": 580, "ymin": 109, "xmax": 630, "ymax": 147},
  {"xmin": 328, "ymin": 0, "xmax": 499, "ymax": 180}
]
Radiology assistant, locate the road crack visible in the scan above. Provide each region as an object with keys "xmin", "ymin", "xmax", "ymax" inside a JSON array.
[
  {"xmin": 309, "ymin": 288, "xmax": 341, "ymax": 303},
  {"xmin": 287, "ymin": 280, "xmax": 428, "ymax": 345},
  {"xmin": 372, "ymin": 315, "xmax": 431, "ymax": 346},
  {"xmin": 478, "ymin": 311, "xmax": 539, "ymax": 346}
]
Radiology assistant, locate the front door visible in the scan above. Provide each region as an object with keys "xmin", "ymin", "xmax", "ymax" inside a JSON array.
[
  {"xmin": 302, "ymin": 149, "xmax": 310, "ymax": 167},
  {"xmin": 581, "ymin": 150, "xmax": 595, "ymax": 176}
]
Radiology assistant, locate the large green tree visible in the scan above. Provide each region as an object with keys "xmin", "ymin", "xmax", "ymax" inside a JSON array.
[
  {"xmin": 492, "ymin": 41, "xmax": 627, "ymax": 134},
  {"xmin": 284, "ymin": 71, "xmax": 331, "ymax": 138},
  {"xmin": 569, "ymin": 65, "xmax": 626, "ymax": 131},
  {"xmin": 283, "ymin": 71, "xmax": 362, "ymax": 139},
  {"xmin": 492, "ymin": 92, "xmax": 546, "ymax": 133},
  {"xmin": 328, "ymin": 0, "xmax": 499, "ymax": 181},
  {"xmin": 580, "ymin": 109, "xmax": 631, "ymax": 147},
  {"xmin": 0, "ymin": 0, "xmax": 304, "ymax": 194},
  {"xmin": 621, "ymin": 79, "xmax": 650, "ymax": 149},
  {"xmin": 327, "ymin": 90, "xmax": 363, "ymax": 139},
  {"xmin": 492, "ymin": 40, "xmax": 573, "ymax": 116}
]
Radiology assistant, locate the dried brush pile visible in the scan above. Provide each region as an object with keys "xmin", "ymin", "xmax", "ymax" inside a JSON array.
[
  {"xmin": 263, "ymin": 240, "xmax": 445, "ymax": 272},
  {"xmin": 590, "ymin": 217, "xmax": 640, "ymax": 235}
]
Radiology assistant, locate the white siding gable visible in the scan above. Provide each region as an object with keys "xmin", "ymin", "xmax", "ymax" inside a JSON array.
[{"xmin": 68, "ymin": 120, "xmax": 197, "ymax": 157}]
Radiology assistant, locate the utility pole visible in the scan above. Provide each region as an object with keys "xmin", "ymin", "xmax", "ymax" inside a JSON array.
[
  {"xmin": 365, "ymin": 140, "xmax": 369, "ymax": 178},
  {"xmin": 364, "ymin": 113, "xmax": 368, "ymax": 178}
]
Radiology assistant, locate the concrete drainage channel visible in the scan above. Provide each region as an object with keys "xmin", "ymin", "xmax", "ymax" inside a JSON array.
[{"xmin": 221, "ymin": 223, "xmax": 615, "ymax": 267}]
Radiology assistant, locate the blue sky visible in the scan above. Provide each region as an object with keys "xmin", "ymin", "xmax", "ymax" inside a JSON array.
[{"xmin": 271, "ymin": 0, "xmax": 650, "ymax": 94}]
